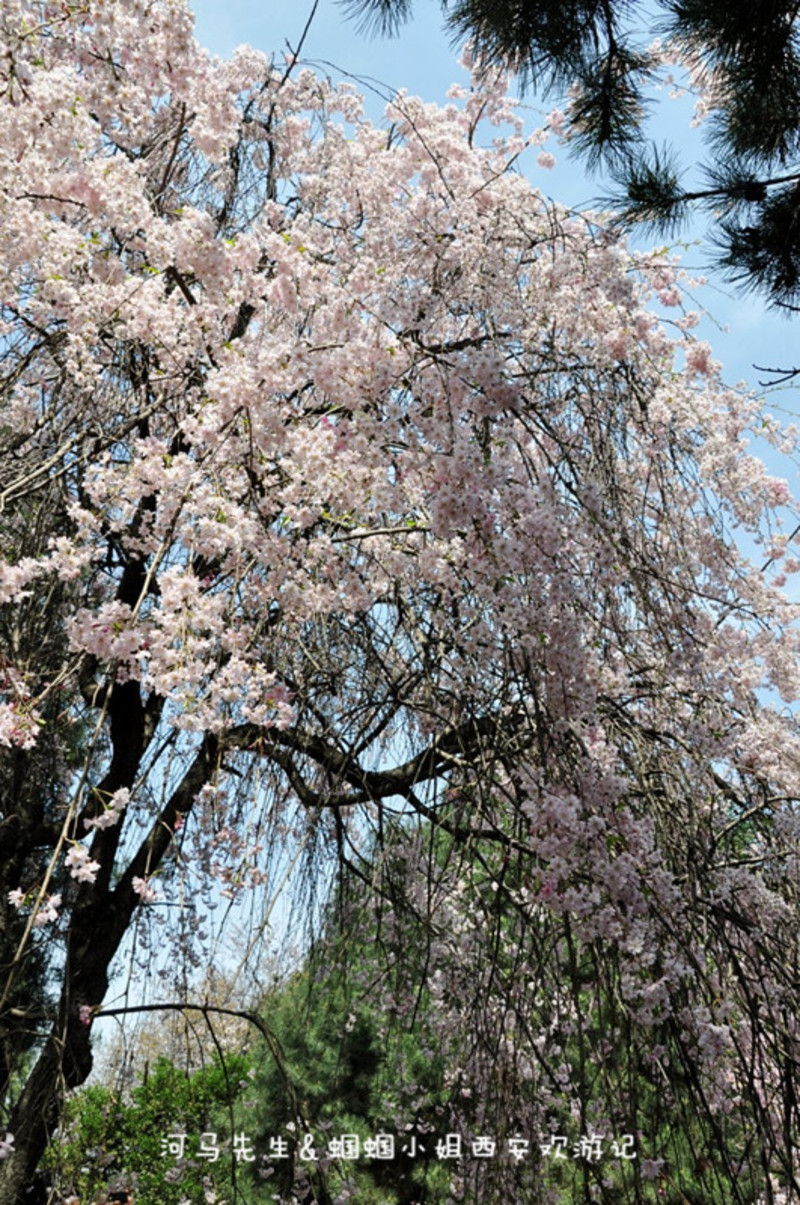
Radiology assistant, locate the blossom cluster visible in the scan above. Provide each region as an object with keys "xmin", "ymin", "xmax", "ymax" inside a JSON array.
[{"xmin": 64, "ymin": 844, "xmax": 101, "ymax": 885}]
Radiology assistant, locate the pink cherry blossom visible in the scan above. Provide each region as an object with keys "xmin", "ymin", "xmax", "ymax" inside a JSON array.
[
  {"xmin": 78, "ymin": 1005, "xmax": 95, "ymax": 1028},
  {"xmin": 64, "ymin": 845, "xmax": 101, "ymax": 885},
  {"xmin": 32, "ymin": 895, "xmax": 62, "ymax": 928},
  {"xmin": 132, "ymin": 877, "xmax": 160, "ymax": 904}
]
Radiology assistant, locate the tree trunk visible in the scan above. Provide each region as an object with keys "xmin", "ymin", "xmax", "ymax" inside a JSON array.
[{"xmin": 0, "ymin": 1033, "xmax": 85, "ymax": 1204}]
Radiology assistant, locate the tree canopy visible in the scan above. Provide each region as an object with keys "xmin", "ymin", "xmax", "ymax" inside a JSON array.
[
  {"xmin": 1, "ymin": 1, "xmax": 800, "ymax": 1201},
  {"xmin": 344, "ymin": 0, "xmax": 800, "ymax": 307}
]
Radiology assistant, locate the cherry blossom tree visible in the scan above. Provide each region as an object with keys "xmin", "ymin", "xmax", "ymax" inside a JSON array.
[{"xmin": 1, "ymin": 1, "xmax": 800, "ymax": 1201}]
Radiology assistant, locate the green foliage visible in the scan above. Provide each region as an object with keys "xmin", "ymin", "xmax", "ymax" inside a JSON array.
[
  {"xmin": 45, "ymin": 1053, "xmax": 256, "ymax": 1204},
  {"xmin": 245, "ymin": 953, "xmax": 452, "ymax": 1204}
]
